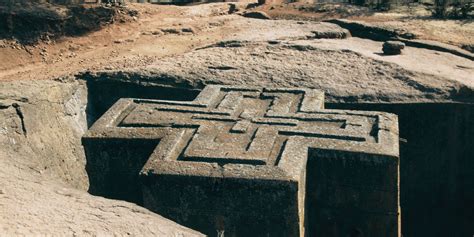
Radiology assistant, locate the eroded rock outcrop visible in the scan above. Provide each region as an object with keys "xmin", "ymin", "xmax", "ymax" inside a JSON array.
[{"xmin": 0, "ymin": 79, "xmax": 203, "ymax": 236}]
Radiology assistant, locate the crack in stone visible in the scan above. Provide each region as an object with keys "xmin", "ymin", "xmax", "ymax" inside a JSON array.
[{"xmin": 12, "ymin": 103, "xmax": 27, "ymax": 137}]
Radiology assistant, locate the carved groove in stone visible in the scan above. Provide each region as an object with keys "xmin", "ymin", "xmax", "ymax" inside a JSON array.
[{"xmin": 83, "ymin": 85, "xmax": 400, "ymax": 237}]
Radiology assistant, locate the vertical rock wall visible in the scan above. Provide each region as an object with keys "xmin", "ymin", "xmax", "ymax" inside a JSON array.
[{"xmin": 327, "ymin": 102, "xmax": 474, "ymax": 237}]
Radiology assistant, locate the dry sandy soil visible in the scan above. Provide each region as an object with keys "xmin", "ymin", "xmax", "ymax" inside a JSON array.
[
  {"xmin": 0, "ymin": 2, "xmax": 473, "ymax": 236},
  {"xmin": 257, "ymin": 3, "xmax": 474, "ymax": 48}
]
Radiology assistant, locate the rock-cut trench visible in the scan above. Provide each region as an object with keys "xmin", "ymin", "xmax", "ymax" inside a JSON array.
[
  {"xmin": 84, "ymin": 78, "xmax": 474, "ymax": 237},
  {"xmin": 1, "ymin": 76, "xmax": 471, "ymax": 236}
]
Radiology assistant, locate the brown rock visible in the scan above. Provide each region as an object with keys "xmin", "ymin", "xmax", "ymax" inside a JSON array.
[{"xmin": 383, "ymin": 41, "xmax": 405, "ymax": 55}]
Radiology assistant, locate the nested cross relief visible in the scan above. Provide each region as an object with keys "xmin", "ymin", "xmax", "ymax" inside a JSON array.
[
  {"xmin": 87, "ymin": 86, "xmax": 397, "ymax": 177},
  {"xmin": 84, "ymin": 85, "xmax": 400, "ymax": 237}
]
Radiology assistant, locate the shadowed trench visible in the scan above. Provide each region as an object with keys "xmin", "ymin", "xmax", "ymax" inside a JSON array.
[
  {"xmin": 83, "ymin": 79, "xmax": 474, "ymax": 237},
  {"xmin": 327, "ymin": 102, "xmax": 474, "ymax": 237}
]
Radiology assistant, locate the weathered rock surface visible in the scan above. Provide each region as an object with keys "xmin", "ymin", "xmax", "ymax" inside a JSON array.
[
  {"xmin": 84, "ymin": 40, "xmax": 473, "ymax": 103},
  {"xmin": 326, "ymin": 19, "xmax": 416, "ymax": 41},
  {"xmin": 462, "ymin": 44, "xmax": 474, "ymax": 53},
  {"xmin": 383, "ymin": 40, "xmax": 405, "ymax": 55},
  {"xmin": 0, "ymin": 155, "xmax": 203, "ymax": 236},
  {"xmin": 292, "ymin": 38, "xmax": 473, "ymax": 90},
  {"xmin": 242, "ymin": 11, "xmax": 271, "ymax": 19},
  {"xmin": 0, "ymin": 79, "xmax": 203, "ymax": 236},
  {"xmin": 0, "ymin": 79, "xmax": 89, "ymax": 189},
  {"xmin": 327, "ymin": 19, "xmax": 474, "ymax": 60},
  {"xmin": 217, "ymin": 18, "xmax": 350, "ymax": 42},
  {"xmin": 0, "ymin": 3, "xmax": 473, "ymax": 235}
]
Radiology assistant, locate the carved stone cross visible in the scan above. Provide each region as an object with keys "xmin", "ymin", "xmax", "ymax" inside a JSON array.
[{"xmin": 83, "ymin": 85, "xmax": 400, "ymax": 237}]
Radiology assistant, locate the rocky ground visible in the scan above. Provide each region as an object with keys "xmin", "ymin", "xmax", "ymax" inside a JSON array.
[
  {"xmin": 0, "ymin": 153, "xmax": 203, "ymax": 236},
  {"xmin": 257, "ymin": 3, "xmax": 474, "ymax": 49},
  {"xmin": 88, "ymin": 37, "xmax": 473, "ymax": 103},
  {"xmin": 0, "ymin": 79, "xmax": 204, "ymax": 236},
  {"xmin": 0, "ymin": 1, "xmax": 473, "ymax": 236}
]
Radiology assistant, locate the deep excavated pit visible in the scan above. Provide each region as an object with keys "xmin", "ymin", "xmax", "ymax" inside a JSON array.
[
  {"xmin": 1, "ymin": 1, "xmax": 472, "ymax": 234},
  {"xmin": 327, "ymin": 102, "xmax": 474, "ymax": 237},
  {"xmin": 83, "ymin": 84, "xmax": 401, "ymax": 236},
  {"xmin": 80, "ymin": 78, "xmax": 473, "ymax": 237}
]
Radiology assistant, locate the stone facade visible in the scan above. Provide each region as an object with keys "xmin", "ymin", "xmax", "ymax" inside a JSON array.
[{"xmin": 83, "ymin": 85, "xmax": 400, "ymax": 237}]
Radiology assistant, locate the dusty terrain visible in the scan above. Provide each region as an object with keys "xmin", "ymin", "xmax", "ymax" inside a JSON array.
[
  {"xmin": 90, "ymin": 37, "xmax": 473, "ymax": 103},
  {"xmin": 0, "ymin": 1, "xmax": 473, "ymax": 236},
  {"xmin": 258, "ymin": 3, "xmax": 474, "ymax": 48},
  {"xmin": 1, "ymin": 3, "xmax": 472, "ymax": 84}
]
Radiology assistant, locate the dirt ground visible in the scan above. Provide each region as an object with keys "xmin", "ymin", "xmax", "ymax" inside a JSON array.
[
  {"xmin": 0, "ymin": 3, "xmax": 246, "ymax": 81},
  {"xmin": 0, "ymin": 2, "xmax": 472, "ymax": 83},
  {"xmin": 258, "ymin": 3, "xmax": 474, "ymax": 48},
  {"xmin": 0, "ymin": 1, "xmax": 473, "ymax": 236}
]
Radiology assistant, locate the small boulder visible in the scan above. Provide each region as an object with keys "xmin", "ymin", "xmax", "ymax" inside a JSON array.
[
  {"xmin": 181, "ymin": 27, "xmax": 196, "ymax": 34},
  {"xmin": 461, "ymin": 44, "xmax": 474, "ymax": 53},
  {"xmin": 383, "ymin": 41, "xmax": 405, "ymax": 55},
  {"xmin": 401, "ymin": 32, "xmax": 416, "ymax": 39}
]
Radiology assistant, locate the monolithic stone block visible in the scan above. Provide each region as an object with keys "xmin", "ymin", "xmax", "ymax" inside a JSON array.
[{"xmin": 83, "ymin": 85, "xmax": 400, "ymax": 237}]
